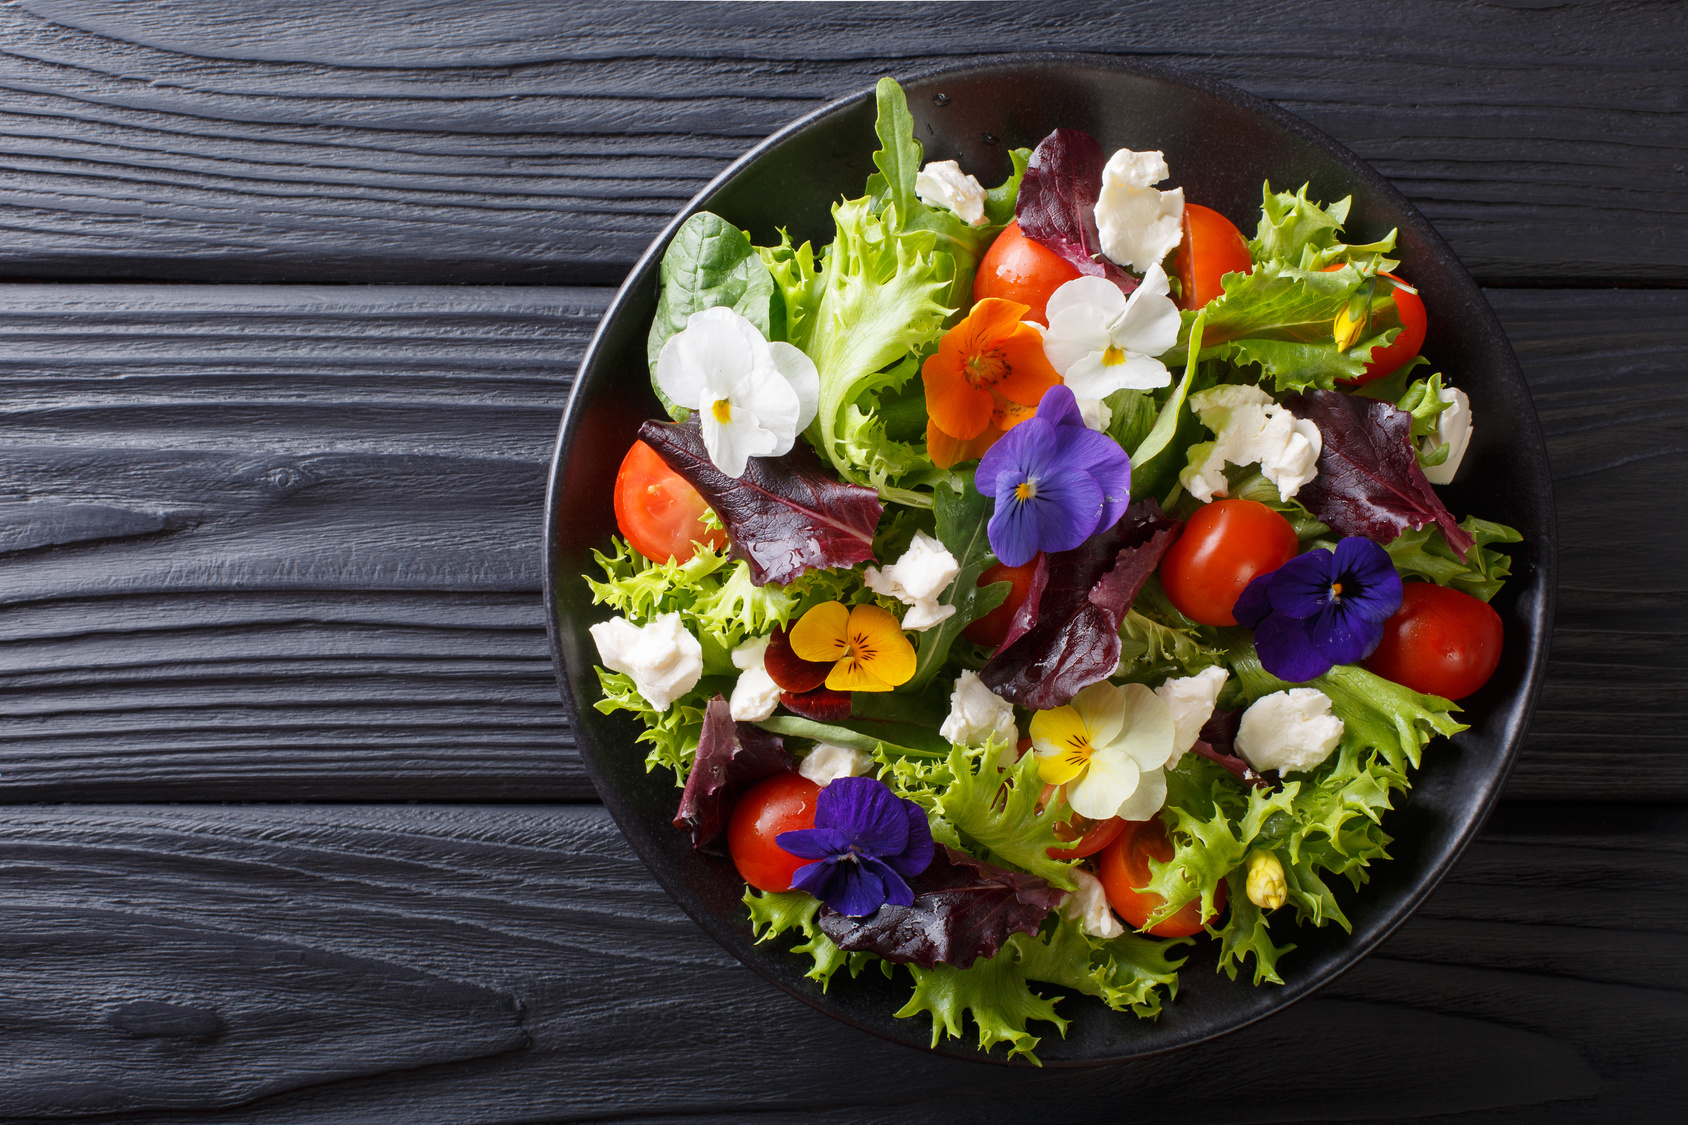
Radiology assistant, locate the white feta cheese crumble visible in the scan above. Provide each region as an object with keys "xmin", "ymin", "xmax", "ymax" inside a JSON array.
[
  {"xmin": 1094, "ymin": 148, "xmax": 1186, "ymax": 273},
  {"xmin": 1421, "ymin": 385, "xmax": 1473, "ymax": 485},
  {"xmin": 1180, "ymin": 384, "xmax": 1323, "ymax": 503},
  {"xmin": 1235, "ymin": 688, "xmax": 1345, "ymax": 775},
  {"xmin": 914, "ymin": 160, "xmax": 988, "ymax": 226},
  {"xmin": 863, "ymin": 530, "xmax": 960, "ymax": 631},
  {"xmin": 589, "ymin": 612, "xmax": 702, "ymax": 712},
  {"xmin": 799, "ymin": 743, "xmax": 874, "ymax": 786},
  {"xmin": 1061, "ymin": 868, "xmax": 1125, "ymax": 940},
  {"xmin": 940, "ymin": 670, "xmax": 1018, "ymax": 749},
  {"xmin": 728, "ymin": 635, "xmax": 782, "ymax": 722},
  {"xmin": 1154, "ymin": 665, "xmax": 1229, "ymax": 762}
]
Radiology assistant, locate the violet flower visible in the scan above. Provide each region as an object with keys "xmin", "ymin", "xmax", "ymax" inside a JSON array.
[
  {"xmin": 1234, "ymin": 536, "xmax": 1405, "ymax": 683},
  {"xmin": 776, "ymin": 776, "xmax": 935, "ymax": 917},
  {"xmin": 977, "ymin": 385, "xmax": 1133, "ymax": 567}
]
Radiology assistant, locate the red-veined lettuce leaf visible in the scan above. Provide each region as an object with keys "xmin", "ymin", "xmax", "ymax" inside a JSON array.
[
  {"xmin": 815, "ymin": 844, "xmax": 1065, "ymax": 969},
  {"xmin": 674, "ymin": 695, "xmax": 797, "ymax": 853},
  {"xmin": 639, "ymin": 419, "xmax": 884, "ymax": 585},
  {"xmin": 1015, "ymin": 128, "xmax": 1139, "ymax": 295}
]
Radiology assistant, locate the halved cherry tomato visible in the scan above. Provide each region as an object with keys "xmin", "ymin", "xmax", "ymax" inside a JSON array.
[
  {"xmin": 962, "ymin": 559, "xmax": 1041, "ymax": 648},
  {"xmin": 1172, "ymin": 203, "xmax": 1252, "ymax": 310},
  {"xmin": 1096, "ymin": 816, "xmax": 1226, "ymax": 938},
  {"xmin": 1323, "ymin": 267, "xmax": 1428, "ymax": 385},
  {"xmin": 613, "ymin": 439, "xmax": 727, "ymax": 564},
  {"xmin": 1047, "ymin": 815, "xmax": 1126, "ymax": 860},
  {"xmin": 727, "ymin": 773, "xmax": 821, "ymax": 893},
  {"xmin": 1363, "ymin": 582, "xmax": 1503, "ymax": 701},
  {"xmin": 973, "ymin": 221, "xmax": 1082, "ymax": 326},
  {"xmin": 1159, "ymin": 499, "xmax": 1299, "ymax": 626}
]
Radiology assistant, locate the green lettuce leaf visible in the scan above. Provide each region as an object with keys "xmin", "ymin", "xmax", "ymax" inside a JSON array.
[
  {"xmin": 932, "ymin": 742, "xmax": 1078, "ymax": 890},
  {"xmin": 1214, "ymin": 867, "xmax": 1295, "ymax": 985},
  {"xmin": 757, "ymin": 230, "xmax": 825, "ymax": 353},
  {"xmin": 907, "ymin": 478, "xmax": 1009, "ymax": 691},
  {"xmin": 1382, "ymin": 517, "xmax": 1523, "ymax": 603},
  {"xmin": 592, "ymin": 669, "xmax": 715, "ymax": 783},
  {"xmin": 1248, "ymin": 181, "xmax": 1399, "ymax": 272},
  {"xmin": 896, "ymin": 953, "xmax": 1064, "ymax": 1063},
  {"xmin": 744, "ymin": 889, "xmax": 870, "ymax": 990},
  {"xmin": 1012, "ymin": 916, "xmax": 1187, "ymax": 1018}
]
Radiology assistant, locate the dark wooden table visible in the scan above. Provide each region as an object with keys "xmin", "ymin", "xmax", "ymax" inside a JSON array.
[{"xmin": 2, "ymin": 1, "xmax": 1683, "ymax": 1119}]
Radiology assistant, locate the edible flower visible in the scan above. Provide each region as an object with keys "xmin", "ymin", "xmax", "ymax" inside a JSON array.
[
  {"xmin": 976, "ymin": 385, "xmax": 1133, "ymax": 568},
  {"xmin": 776, "ymin": 775, "xmax": 935, "ymax": 916},
  {"xmin": 1245, "ymin": 850, "xmax": 1288, "ymax": 910},
  {"xmin": 1029, "ymin": 681, "xmax": 1177, "ymax": 821},
  {"xmin": 655, "ymin": 306, "xmax": 820, "ymax": 478},
  {"xmin": 1233, "ymin": 537, "xmax": 1404, "ymax": 683},
  {"xmin": 921, "ymin": 297, "xmax": 1061, "ymax": 468},
  {"xmin": 787, "ymin": 601, "xmax": 917, "ymax": 692},
  {"xmin": 1039, "ymin": 267, "xmax": 1181, "ymax": 406}
]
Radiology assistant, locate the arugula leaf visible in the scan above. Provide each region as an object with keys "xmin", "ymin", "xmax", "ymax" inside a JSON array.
[
  {"xmin": 867, "ymin": 76, "xmax": 923, "ymax": 219},
  {"xmin": 675, "ymin": 697, "xmax": 797, "ymax": 853},
  {"xmin": 744, "ymin": 889, "xmax": 870, "ymax": 990},
  {"xmin": 932, "ymin": 742, "xmax": 1078, "ymax": 890},
  {"xmin": 647, "ymin": 212, "xmax": 781, "ymax": 417},
  {"xmin": 907, "ymin": 478, "xmax": 1009, "ymax": 691}
]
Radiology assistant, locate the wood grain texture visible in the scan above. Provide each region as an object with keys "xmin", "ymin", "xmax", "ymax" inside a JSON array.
[
  {"xmin": 0, "ymin": 0, "xmax": 1682, "ymax": 284},
  {"xmin": 1, "ymin": 284, "xmax": 1679, "ymax": 801},
  {"xmin": 0, "ymin": 802, "xmax": 1677, "ymax": 1121}
]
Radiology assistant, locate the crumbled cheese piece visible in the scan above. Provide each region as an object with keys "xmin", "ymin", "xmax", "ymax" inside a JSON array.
[
  {"xmin": 1094, "ymin": 148, "xmax": 1185, "ymax": 273},
  {"xmin": 1421, "ymin": 385, "xmax": 1472, "ymax": 485},
  {"xmin": 1235, "ymin": 688, "xmax": 1345, "ymax": 775},
  {"xmin": 589, "ymin": 612, "xmax": 702, "ymax": 712},
  {"xmin": 863, "ymin": 530, "xmax": 960, "ymax": 631},
  {"xmin": 728, "ymin": 635, "xmax": 782, "ymax": 722},
  {"xmin": 1061, "ymin": 868, "xmax": 1124, "ymax": 939},
  {"xmin": 799, "ymin": 743, "xmax": 874, "ymax": 786},
  {"xmin": 914, "ymin": 160, "xmax": 988, "ymax": 226},
  {"xmin": 1181, "ymin": 384, "xmax": 1323, "ymax": 503},
  {"xmin": 940, "ymin": 670, "xmax": 1018, "ymax": 749},
  {"xmin": 1154, "ymin": 665, "xmax": 1229, "ymax": 762}
]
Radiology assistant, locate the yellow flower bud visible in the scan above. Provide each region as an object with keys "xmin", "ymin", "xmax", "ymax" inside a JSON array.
[
  {"xmin": 1332, "ymin": 292, "xmax": 1370, "ymax": 352},
  {"xmin": 1245, "ymin": 850, "xmax": 1287, "ymax": 911}
]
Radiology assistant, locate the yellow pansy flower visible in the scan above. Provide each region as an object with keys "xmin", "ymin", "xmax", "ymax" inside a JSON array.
[
  {"xmin": 1029, "ymin": 681, "xmax": 1177, "ymax": 821},
  {"xmin": 787, "ymin": 602, "xmax": 916, "ymax": 693}
]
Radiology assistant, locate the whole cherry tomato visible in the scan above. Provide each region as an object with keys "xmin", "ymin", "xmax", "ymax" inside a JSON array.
[
  {"xmin": 613, "ymin": 438, "xmax": 728, "ymax": 564},
  {"xmin": 1172, "ymin": 203, "xmax": 1252, "ymax": 309},
  {"xmin": 962, "ymin": 559, "xmax": 1042, "ymax": 647},
  {"xmin": 1096, "ymin": 816, "xmax": 1226, "ymax": 938},
  {"xmin": 1159, "ymin": 499, "xmax": 1300, "ymax": 626},
  {"xmin": 1363, "ymin": 582, "xmax": 1504, "ymax": 700},
  {"xmin": 727, "ymin": 773, "xmax": 822, "ymax": 893},
  {"xmin": 1324, "ymin": 268, "xmax": 1428, "ymax": 385},
  {"xmin": 973, "ymin": 221, "xmax": 1082, "ymax": 326},
  {"xmin": 1047, "ymin": 815, "xmax": 1126, "ymax": 860}
]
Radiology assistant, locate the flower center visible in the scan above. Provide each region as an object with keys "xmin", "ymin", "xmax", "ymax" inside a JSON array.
[
  {"xmin": 1014, "ymin": 478, "xmax": 1038, "ymax": 503},
  {"xmin": 964, "ymin": 348, "xmax": 1010, "ymax": 389},
  {"xmin": 1101, "ymin": 345, "xmax": 1127, "ymax": 367},
  {"xmin": 710, "ymin": 398, "xmax": 733, "ymax": 423},
  {"xmin": 1330, "ymin": 581, "xmax": 1344, "ymax": 599},
  {"xmin": 1059, "ymin": 732, "xmax": 1095, "ymax": 772}
]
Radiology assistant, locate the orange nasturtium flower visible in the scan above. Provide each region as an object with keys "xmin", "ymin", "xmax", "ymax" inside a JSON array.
[
  {"xmin": 787, "ymin": 602, "xmax": 916, "ymax": 692},
  {"xmin": 921, "ymin": 297, "xmax": 1062, "ymax": 468}
]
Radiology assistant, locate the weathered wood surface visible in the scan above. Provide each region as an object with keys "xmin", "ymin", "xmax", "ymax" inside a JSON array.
[
  {"xmin": 1, "ymin": 285, "xmax": 1680, "ymax": 801},
  {"xmin": 0, "ymin": 0, "xmax": 1682, "ymax": 284},
  {"xmin": 0, "ymin": 803, "xmax": 1678, "ymax": 1120}
]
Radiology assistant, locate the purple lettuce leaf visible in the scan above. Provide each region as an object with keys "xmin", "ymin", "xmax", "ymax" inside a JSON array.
[
  {"xmin": 1015, "ymin": 128, "xmax": 1139, "ymax": 295},
  {"xmin": 639, "ymin": 419, "xmax": 884, "ymax": 585},
  {"xmin": 1187, "ymin": 706, "xmax": 1274, "ymax": 791},
  {"xmin": 815, "ymin": 845, "xmax": 1065, "ymax": 969},
  {"xmin": 674, "ymin": 695, "xmax": 797, "ymax": 854},
  {"xmin": 979, "ymin": 499, "xmax": 1180, "ymax": 710},
  {"xmin": 1283, "ymin": 390, "xmax": 1476, "ymax": 559}
]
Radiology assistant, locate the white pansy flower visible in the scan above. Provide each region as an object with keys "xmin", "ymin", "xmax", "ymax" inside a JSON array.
[
  {"xmin": 799, "ymin": 743, "xmax": 875, "ymax": 786},
  {"xmin": 863, "ymin": 530, "xmax": 961, "ymax": 631},
  {"xmin": 1421, "ymin": 385, "xmax": 1473, "ymax": 485},
  {"xmin": 728, "ymin": 635, "xmax": 782, "ymax": 722},
  {"xmin": 914, "ymin": 160, "xmax": 987, "ymax": 226},
  {"xmin": 1041, "ymin": 267, "xmax": 1182, "ymax": 402},
  {"xmin": 655, "ymin": 306, "xmax": 820, "ymax": 478},
  {"xmin": 940, "ymin": 670, "xmax": 1018, "ymax": 749},
  {"xmin": 1181, "ymin": 384, "xmax": 1322, "ymax": 503},
  {"xmin": 1062, "ymin": 868, "xmax": 1125, "ymax": 939},
  {"xmin": 1094, "ymin": 148, "xmax": 1185, "ymax": 273},
  {"xmin": 1030, "ymin": 681, "xmax": 1177, "ymax": 821},
  {"xmin": 1154, "ymin": 665, "xmax": 1229, "ymax": 763},
  {"xmin": 589, "ymin": 612, "xmax": 702, "ymax": 712},
  {"xmin": 1235, "ymin": 688, "xmax": 1345, "ymax": 775}
]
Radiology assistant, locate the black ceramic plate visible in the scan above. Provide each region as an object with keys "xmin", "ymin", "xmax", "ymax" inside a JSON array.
[{"xmin": 544, "ymin": 55, "xmax": 1556, "ymax": 1065}]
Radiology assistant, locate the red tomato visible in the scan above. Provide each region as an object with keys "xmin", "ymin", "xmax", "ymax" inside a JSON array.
[
  {"xmin": 1172, "ymin": 203, "xmax": 1252, "ymax": 310},
  {"xmin": 613, "ymin": 439, "xmax": 728, "ymax": 564},
  {"xmin": 727, "ymin": 773, "xmax": 822, "ymax": 893},
  {"xmin": 1363, "ymin": 583, "xmax": 1504, "ymax": 701},
  {"xmin": 1096, "ymin": 817, "xmax": 1226, "ymax": 938},
  {"xmin": 962, "ymin": 559, "xmax": 1041, "ymax": 647},
  {"xmin": 1325, "ymin": 269, "xmax": 1428, "ymax": 385},
  {"xmin": 973, "ymin": 221, "xmax": 1082, "ymax": 326},
  {"xmin": 1159, "ymin": 500, "xmax": 1299, "ymax": 627},
  {"xmin": 1047, "ymin": 815, "xmax": 1126, "ymax": 860}
]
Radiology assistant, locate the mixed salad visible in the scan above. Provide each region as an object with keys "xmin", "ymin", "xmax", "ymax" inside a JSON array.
[{"xmin": 584, "ymin": 78, "xmax": 1521, "ymax": 1061}]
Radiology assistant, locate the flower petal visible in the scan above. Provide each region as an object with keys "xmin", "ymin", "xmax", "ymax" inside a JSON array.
[
  {"xmin": 1108, "ymin": 263, "xmax": 1181, "ymax": 357},
  {"xmin": 1069, "ymin": 681, "xmax": 1126, "ymax": 749},
  {"xmin": 845, "ymin": 603, "xmax": 916, "ymax": 687},
  {"xmin": 1268, "ymin": 548, "xmax": 1339, "ymax": 619},
  {"xmin": 858, "ymin": 856, "xmax": 916, "ymax": 907},
  {"xmin": 884, "ymin": 801, "xmax": 935, "ymax": 878},
  {"xmin": 825, "ymin": 658, "xmax": 895, "ymax": 693},
  {"xmin": 1333, "ymin": 536, "xmax": 1405, "ymax": 622},
  {"xmin": 1112, "ymin": 682, "xmax": 1178, "ymax": 772},
  {"xmin": 768, "ymin": 341, "xmax": 820, "ymax": 433},
  {"xmin": 926, "ymin": 417, "xmax": 1000, "ymax": 469},
  {"xmin": 788, "ymin": 601, "xmax": 850, "ymax": 663},
  {"xmin": 1024, "ymin": 466, "xmax": 1105, "ymax": 554},
  {"xmin": 774, "ymin": 825, "xmax": 849, "ymax": 860},
  {"xmin": 1033, "ymin": 383, "xmax": 1087, "ymax": 429},
  {"xmin": 1253, "ymin": 611, "xmax": 1334, "ymax": 683},
  {"xmin": 1030, "ymin": 704, "xmax": 1091, "ymax": 785},
  {"xmin": 816, "ymin": 775, "xmax": 910, "ymax": 855},
  {"xmin": 990, "ymin": 327, "xmax": 1064, "ymax": 408},
  {"xmin": 1068, "ymin": 744, "xmax": 1140, "ymax": 820},
  {"xmin": 1233, "ymin": 572, "xmax": 1275, "ymax": 629},
  {"xmin": 1113, "ymin": 766, "xmax": 1167, "ymax": 822},
  {"xmin": 921, "ymin": 346, "xmax": 994, "ymax": 440},
  {"xmin": 824, "ymin": 860, "xmax": 890, "ymax": 917},
  {"xmin": 978, "ymin": 414, "xmax": 1058, "ymax": 493},
  {"xmin": 1309, "ymin": 601, "xmax": 1384, "ymax": 666}
]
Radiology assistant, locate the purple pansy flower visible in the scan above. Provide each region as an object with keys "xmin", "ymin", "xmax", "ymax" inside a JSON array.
[
  {"xmin": 977, "ymin": 385, "xmax": 1133, "ymax": 567},
  {"xmin": 776, "ymin": 776, "xmax": 935, "ymax": 917},
  {"xmin": 1234, "ymin": 536, "xmax": 1405, "ymax": 683}
]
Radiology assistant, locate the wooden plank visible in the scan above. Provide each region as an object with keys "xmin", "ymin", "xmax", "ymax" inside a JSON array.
[
  {"xmin": 0, "ymin": 802, "xmax": 1678, "ymax": 1120},
  {"xmin": 0, "ymin": 0, "xmax": 1682, "ymax": 283},
  {"xmin": 1, "ymin": 285, "xmax": 1680, "ymax": 801}
]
